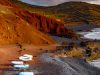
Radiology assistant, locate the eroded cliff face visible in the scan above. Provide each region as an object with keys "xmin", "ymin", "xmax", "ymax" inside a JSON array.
[
  {"xmin": 9, "ymin": 5, "xmax": 76, "ymax": 38},
  {"xmin": 0, "ymin": 1, "xmax": 57, "ymax": 45},
  {"xmin": 0, "ymin": 0, "xmax": 77, "ymax": 45}
]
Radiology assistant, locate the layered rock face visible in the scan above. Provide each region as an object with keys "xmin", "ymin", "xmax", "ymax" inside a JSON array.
[
  {"xmin": 9, "ymin": 6, "xmax": 76, "ymax": 38},
  {"xmin": 0, "ymin": 1, "xmax": 56, "ymax": 45},
  {"xmin": 0, "ymin": 0, "xmax": 77, "ymax": 45}
]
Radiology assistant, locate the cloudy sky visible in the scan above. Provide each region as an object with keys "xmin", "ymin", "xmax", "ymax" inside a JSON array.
[{"xmin": 20, "ymin": 0, "xmax": 100, "ymax": 6}]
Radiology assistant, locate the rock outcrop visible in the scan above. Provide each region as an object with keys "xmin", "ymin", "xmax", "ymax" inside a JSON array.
[{"xmin": 0, "ymin": 0, "xmax": 77, "ymax": 45}]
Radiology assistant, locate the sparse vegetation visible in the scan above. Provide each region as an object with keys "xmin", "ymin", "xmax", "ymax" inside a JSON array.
[
  {"xmin": 11, "ymin": 1, "xmax": 100, "ymax": 25},
  {"xmin": 57, "ymin": 41, "xmax": 100, "ymax": 61},
  {"xmin": 63, "ymin": 48, "xmax": 83, "ymax": 58}
]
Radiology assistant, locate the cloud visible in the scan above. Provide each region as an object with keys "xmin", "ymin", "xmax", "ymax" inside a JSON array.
[
  {"xmin": 87, "ymin": 0, "xmax": 100, "ymax": 5},
  {"xmin": 20, "ymin": 0, "xmax": 100, "ymax": 6}
]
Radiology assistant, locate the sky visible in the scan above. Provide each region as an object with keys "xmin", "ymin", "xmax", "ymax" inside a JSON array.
[{"xmin": 20, "ymin": 0, "xmax": 100, "ymax": 6}]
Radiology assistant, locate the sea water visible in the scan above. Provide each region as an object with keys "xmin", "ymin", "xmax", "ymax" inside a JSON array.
[{"xmin": 79, "ymin": 28, "xmax": 100, "ymax": 40}]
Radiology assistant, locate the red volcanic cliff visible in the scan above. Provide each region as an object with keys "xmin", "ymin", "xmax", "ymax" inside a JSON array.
[
  {"xmin": 0, "ymin": 0, "xmax": 77, "ymax": 39},
  {"xmin": 18, "ymin": 12, "xmax": 76, "ymax": 37},
  {"xmin": 0, "ymin": 0, "xmax": 13, "ymax": 6},
  {"xmin": 10, "ymin": 6, "xmax": 77, "ymax": 38},
  {"xmin": 0, "ymin": 0, "xmax": 57, "ymax": 45}
]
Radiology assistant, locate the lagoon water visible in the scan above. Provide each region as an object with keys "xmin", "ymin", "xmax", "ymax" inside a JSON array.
[{"xmin": 79, "ymin": 28, "xmax": 100, "ymax": 40}]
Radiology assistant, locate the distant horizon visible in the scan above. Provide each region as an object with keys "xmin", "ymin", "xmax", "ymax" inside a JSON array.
[{"xmin": 20, "ymin": 0, "xmax": 100, "ymax": 6}]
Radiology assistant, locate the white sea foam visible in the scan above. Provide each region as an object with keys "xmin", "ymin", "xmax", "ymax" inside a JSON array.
[
  {"xmin": 84, "ymin": 32, "xmax": 100, "ymax": 40},
  {"xmin": 88, "ymin": 59, "xmax": 100, "ymax": 68},
  {"xmin": 80, "ymin": 28, "xmax": 100, "ymax": 40}
]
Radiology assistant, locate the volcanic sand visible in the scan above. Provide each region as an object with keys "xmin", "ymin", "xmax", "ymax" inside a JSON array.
[{"xmin": 0, "ymin": 44, "xmax": 57, "ymax": 73}]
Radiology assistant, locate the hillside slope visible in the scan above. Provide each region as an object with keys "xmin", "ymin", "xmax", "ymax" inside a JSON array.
[
  {"xmin": 0, "ymin": 2, "xmax": 57, "ymax": 45},
  {"xmin": 0, "ymin": 0, "xmax": 78, "ymax": 45},
  {"xmin": 11, "ymin": 1, "xmax": 100, "ymax": 25},
  {"xmin": 3, "ymin": 0, "xmax": 77, "ymax": 39}
]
